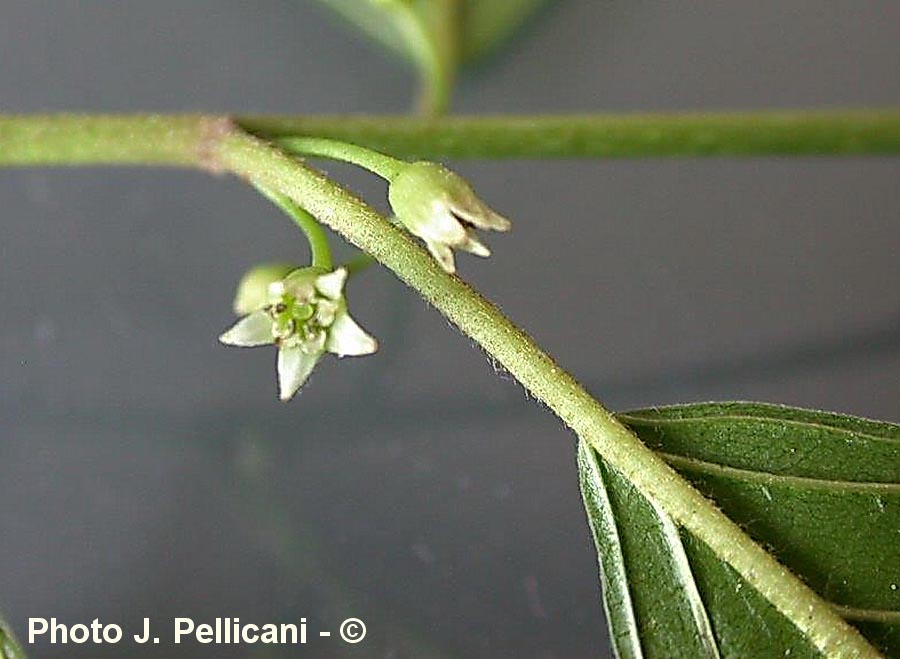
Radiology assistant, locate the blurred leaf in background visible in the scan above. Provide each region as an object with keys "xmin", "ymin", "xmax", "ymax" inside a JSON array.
[
  {"xmin": 580, "ymin": 403, "xmax": 900, "ymax": 657},
  {"xmin": 314, "ymin": 0, "xmax": 554, "ymax": 113},
  {"xmin": 458, "ymin": 0, "xmax": 553, "ymax": 63}
]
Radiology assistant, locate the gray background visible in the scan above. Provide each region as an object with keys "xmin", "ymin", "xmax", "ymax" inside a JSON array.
[{"xmin": 2, "ymin": 1, "xmax": 900, "ymax": 657}]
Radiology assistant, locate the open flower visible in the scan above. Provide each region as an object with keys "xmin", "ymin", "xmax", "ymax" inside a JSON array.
[
  {"xmin": 219, "ymin": 266, "xmax": 377, "ymax": 401},
  {"xmin": 388, "ymin": 161, "xmax": 511, "ymax": 273}
]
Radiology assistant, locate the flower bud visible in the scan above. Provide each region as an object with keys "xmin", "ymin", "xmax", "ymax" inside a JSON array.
[{"xmin": 388, "ymin": 161, "xmax": 511, "ymax": 273}]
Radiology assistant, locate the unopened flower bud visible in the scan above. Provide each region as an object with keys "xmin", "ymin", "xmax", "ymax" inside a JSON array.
[{"xmin": 388, "ymin": 161, "xmax": 511, "ymax": 273}]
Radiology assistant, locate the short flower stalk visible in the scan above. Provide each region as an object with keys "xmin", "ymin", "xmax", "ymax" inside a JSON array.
[
  {"xmin": 272, "ymin": 137, "xmax": 512, "ymax": 274},
  {"xmin": 220, "ymin": 266, "xmax": 377, "ymax": 401}
]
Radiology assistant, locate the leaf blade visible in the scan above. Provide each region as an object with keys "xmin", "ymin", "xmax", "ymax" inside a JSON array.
[
  {"xmin": 619, "ymin": 402, "xmax": 900, "ymax": 482},
  {"xmin": 580, "ymin": 402, "xmax": 900, "ymax": 656},
  {"xmin": 680, "ymin": 532, "xmax": 824, "ymax": 658},
  {"xmin": 661, "ymin": 452, "xmax": 900, "ymax": 613},
  {"xmin": 580, "ymin": 439, "xmax": 832, "ymax": 657},
  {"xmin": 578, "ymin": 440, "xmax": 644, "ymax": 658},
  {"xmin": 579, "ymin": 441, "xmax": 722, "ymax": 657},
  {"xmin": 0, "ymin": 617, "xmax": 26, "ymax": 659}
]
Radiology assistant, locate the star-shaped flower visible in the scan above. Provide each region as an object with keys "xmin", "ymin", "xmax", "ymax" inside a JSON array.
[
  {"xmin": 388, "ymin": 161, "xmax": 511, "ymax": 273},
  {"xmin": 220, "ymin": 266, "xmax": 377, "ymax": 401}
]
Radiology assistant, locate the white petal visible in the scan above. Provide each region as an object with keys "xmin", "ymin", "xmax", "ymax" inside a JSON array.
[
  {"xmin": 451, "ymin": 200, "xmax": 511, "ymax": 232},
  {"xmin": 277, "ymin": 346, "xmax": 319, "ymax": 401},
  {"xmin": 315, "ymin": 299, "xmax": 339, "ymax": 326},
  {"xmin": 219, "ymin": 311, "xmax": 273, "ymax": 347},
  {"xmin": 301, "ymin": 329, "xmax": 327, "ymax": 355},
  {"xmin": 425, "ymin": 240, "xmax": 456, "ymax": 274},
  {"xmin": 315, "ymin": 268, "xmax": 348, "ymax": 300},
  {"xmin": 326, "ymin": 311, "xmax": 378, "ymax": 357},
  {"xmin": 459, "ymin": 229, "xmax": 491, "ymax": 257},
  {"xmin": 483, "ymin": 209, "xmax": 512, "ymax": 231},
  {"xmin": 414, "ymin": 203, "xmax": 467, "ymax": 245}
]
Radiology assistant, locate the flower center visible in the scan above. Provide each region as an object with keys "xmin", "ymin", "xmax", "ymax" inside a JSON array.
[{"xmin": 267, "ymin": 293, "xmax": 337, "ymax": 354}]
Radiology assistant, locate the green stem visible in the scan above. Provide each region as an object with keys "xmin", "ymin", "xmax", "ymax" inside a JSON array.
[
  {"xmin": 0, "ymin": 114, "xmax": 226, "ymax": 167},
  {"xmin": 215, "ymin": 128, "xmax": 878, "ymax": 658},
  {"xmin": 4, "ymin": 112, "xmax": 900, "ymax": 167},
  {"xmin": 253, "ymin": 183, "xmax": 333, "ymax": 270},
  {"xmin": 286, "ymin": 137, "xmax": 405, "ymax": 180},
  {"xmin": 239, "ymin": 109, "xmax": 900, "ymax": 159}
]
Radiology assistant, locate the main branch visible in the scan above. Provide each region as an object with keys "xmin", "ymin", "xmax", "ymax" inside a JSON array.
[
  {"xmin": 4, "ymin": 111, "xmax": 900, "ymax": 167},
  {"xmin": 241, "ymin": 110, "xmax": 900, "ymax": 159}
]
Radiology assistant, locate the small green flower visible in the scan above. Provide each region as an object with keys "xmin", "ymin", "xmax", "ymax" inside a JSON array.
[
  {"xmin": 388, "ymin": 161, "xmax": 511, "ymax": 273},
  {"xmin": 220, "ymin": 266, "xmax": 377, "ymax": 401}
]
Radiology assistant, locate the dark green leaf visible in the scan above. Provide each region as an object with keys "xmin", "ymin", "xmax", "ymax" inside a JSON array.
[
  {"xmin": 579, "ymin": 402, "xmax": 900, "ymax": 657},
  {"xmin": 0, "ymin": 618, "xmax": 26, "ymax": 659},
  {"xmin": 579, "ymin": 445, "xmax": 724, "ymax": 657}
]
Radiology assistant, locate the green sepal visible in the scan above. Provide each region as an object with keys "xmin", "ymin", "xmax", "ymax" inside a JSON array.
[{"xmin": 232, "ymin": 263, "xmax": 299, "ymax": 315}]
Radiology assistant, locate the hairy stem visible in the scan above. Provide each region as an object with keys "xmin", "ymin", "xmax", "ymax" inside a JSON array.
[
  {"xmin": 240, "ymin": 110, "xmax": 900, "ymax": 159},
  {"xmin": 215, "ymin": 128, "xmax": 878, "ymax": 658},
  {"xmin": 4, "ymin": 112, "xmax": 900, "ymax": 167},
  {"xmin": 0, "ymin": 115, "xmax": 225, "ymax": 167}
]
